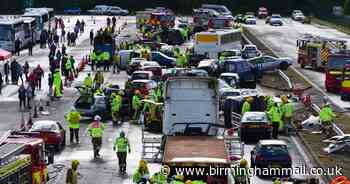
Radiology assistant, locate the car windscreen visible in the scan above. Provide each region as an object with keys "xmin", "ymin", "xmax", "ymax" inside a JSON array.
[
  {"xmin": 132, "ymin": 82, "xmax": 146, "ymax": 88},
  {"xmin": 241, "ymin": 90, "xmax": 257, "ymax": 96},
  {"xmin": 132, "ymin": 73, "xmax": 149, "ymax": 80},
  {"xmin": 241, "ymin": 114, "xmax": 268, "ymax": 122},
  {"xmin": 143, "ymin": 62, "xmax": 159, "ymax": 67},
  {"xmin": 221, "ymin": 51, "xmax": 241, "ymax": 57},
  {"xmin": 245, "ymin": 46, "xmax": 256, "ymax": 50},
  {"xmin": 31, "ymin": 123, "xmax": 58, "ymax": 132},
  {"xmin": 271, "ymin": 15, "xmax": 281, "ymax": 19},
  {"xmin": 222, "ymin": 91, "xmax": 240, "ymax": 97},
  {"xmin": 260, "ymin": 145, "xmax": 288, "ymax": 154}
]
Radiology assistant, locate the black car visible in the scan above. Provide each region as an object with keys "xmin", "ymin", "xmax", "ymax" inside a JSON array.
[{"xmin": 240, "ymin": 112, "xmax": 272, "ymax": 141}]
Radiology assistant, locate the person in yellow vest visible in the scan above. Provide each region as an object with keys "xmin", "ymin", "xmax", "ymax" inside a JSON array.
[
  {"xmin": 280, "ymin": 95, "xmax": 294, "ymax": 132},
  {"xmin": 66, "ymin": 160, "xmax": 79, "ymax": 184},
  {"xmin": 132, "ymin": 90, "xmax": 142, "ymax": 121},
  {"xmin": 133, "ymin": 159, "xmax": 150, "ymax": 183},
  {"xmin": 319, "ymin": 102, "xmax": 336, "ymax": 138},
  {"xmin": 90, "ymin": 50, "xmax": 97, "ymax": 71},
  {"xmin": 241, "ymin": 96, "xmax": 253, "ymax": 115},
  {"xmin": 171, "ymin": 175, "xmax": 185, "ymax": 184},
  {"xmin": 113, "ymin": 52, "xmax": 120, "ymax": 74},
  {"xmin": 273, "ymin": 178, "xmax": 282, "ymax": 184},
  {"xmin": 103, "ymin": 51, "xmax": 111, "ymax": 72},
  {"xmin": 150, "ymin": 171, "xmax": 168, "ymax": 184},
  {"xmin": 232, "ymin": 159, "xmax": 249, "ymax": 184},
  {"xmin": 113, "ymin": 131, "xmax": 130, "ymax": 174},
  {"xmin": 93, "ymin": 71, "xmax": 104, "ymax": 89},
  {"xmin": 96, "ymin": 51, "xmax": 103, "ymax": 70},
  {"xmin": 111, "ymin": 91, "xmax": 123, "ymax": 124},
  {"xmin": 83, "ymin": 73, "xmax": 93, "ymax": 88},
  {"xmin": 146, "ymin": 31, "xmax": 152, "ymax": 40},
  {"xmin": 87, "ymin": 115, "xmax": 105, "ymax": 158},
  {"xmin": 94, "ymin": 87, "xmax": 104, "ymax": 96},
  {"xmin": 65, "ymin": 110, "xmax": 81, "ymax": 144},
  {"xmin": 268, "ymin": 102, "xmax": 282, "ymax": 139}
]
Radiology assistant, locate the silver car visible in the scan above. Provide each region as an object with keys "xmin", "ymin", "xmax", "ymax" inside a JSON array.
[{"xmin": 108, "ymin": 6, "xmax": 129, "ymax": 16}]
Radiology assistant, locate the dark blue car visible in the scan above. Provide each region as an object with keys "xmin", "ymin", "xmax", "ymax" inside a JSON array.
[
  {"xmin": 64, "ymin": 8, "xmax": 82, "ymax": 15},
  {"xmin": 150, "ymin": 51, "xmax": 176, "ymax": 68},
  {"xmin": 220, "ymin": 58, "xmax": 257, "ymax": 88},
  {"xmin": 250, "ymin": 140, "xmax": 292, "ymax": 176}
]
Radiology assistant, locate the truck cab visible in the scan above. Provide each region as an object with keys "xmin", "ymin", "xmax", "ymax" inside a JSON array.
[
  {"xmin": 325, "ymin": 51, "xmax": 350, "ymax": 92},
  {"xmin": 164, "ymin": 126, "xmax": 231, "ymax": 183},
  {"xmin": 219, "ymin": 58, "xmax": 257, "ymax": 88}
]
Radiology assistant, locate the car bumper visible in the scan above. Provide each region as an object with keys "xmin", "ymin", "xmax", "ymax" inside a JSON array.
[
  {"xmin": 246, "ymin": 21, "xmax": 256, "ymax": 24},
  {"xmin": 270, "ymin": 21, "xmax": 283, "ymax": 25},
  {"xmin": 256, "ymin": 162, "xmax": 292, "ymax": 170},
  {"xmin": 241, "ymin": 128, "xmax": 271, "ymax": 138}
]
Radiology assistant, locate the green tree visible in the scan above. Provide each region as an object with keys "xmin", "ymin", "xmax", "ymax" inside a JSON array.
[{"xmin": 344, "ymin": 0, "xmax": 350, "ymax": 15}]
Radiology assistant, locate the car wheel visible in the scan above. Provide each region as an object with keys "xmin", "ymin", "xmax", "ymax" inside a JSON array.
[
  {"xmin": 341, "ymin": 95, "xmax": 346, "ymax": 101},
  {"xmin": 62, "ymin": 134, "xmax": 66, "ymax": 147},
  {"xmin": 55, "ymin": 142, "xmax": 62, "ymax": 152},
  {"xmin": 250, "ymin": 157, "xmax": 255, "ymax": 167}
]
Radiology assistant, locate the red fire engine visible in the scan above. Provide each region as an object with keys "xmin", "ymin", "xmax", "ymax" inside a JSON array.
[
  {"xmin": 297, "ymin": 34, "xmax": 347, "ymax": 70},
  {"xmin": 325, "ymin": 50, "xmax": 350, "ymax": 92},
  {"xmin": 0, "ymin": 130, "xmax": 53, "ymax": 184},
  {"xmin": 341, "ymin": 63, "xmax": 350, "ymax": 101}
]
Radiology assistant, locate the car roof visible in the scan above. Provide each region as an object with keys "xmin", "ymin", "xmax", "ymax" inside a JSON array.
[
  {"xmin": 244, "ymin": 44, "xmax": 257, "ymax": 47},
  {"xmin": 259, "ymin": 139, "xmax": 287, "ymax": 146},
  {"xmin": 221, "ymin": 87, "xmax": 239, "ymax": 91},
  {"xmin": 220, "ymin": 73, "xmax": 239, "ymax": 77},
  {"xmin": 33, "ymin": 120, "xmax": 58, "ymax": 126},
  {"xmin": 142, "ymin": 61, "xmax": 159, "ymax": 65},
  {"xmin": 132, "ymin": 79, "xmax": 152, "ymax": 83},
  {"xmin": 242, "ymin": 111, "xmax": 267, "ymax": 117},
  {"xmin": 133, "ymin": 70, "xmax": 153, "ymax": 74}
]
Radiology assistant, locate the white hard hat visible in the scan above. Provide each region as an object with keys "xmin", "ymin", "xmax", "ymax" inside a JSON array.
[{"xmin": 94, "ymin": 115, "xmax": 101, "ymax": 121}]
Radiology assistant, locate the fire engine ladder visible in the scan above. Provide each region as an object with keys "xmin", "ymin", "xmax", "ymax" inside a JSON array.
[
  {"xmin": 141, "ymin": 125, "xmax": 163, "ymax": 163},
  {"xmin": 224, "ymin": 112, "xmax": 244, "ymax": 163}
]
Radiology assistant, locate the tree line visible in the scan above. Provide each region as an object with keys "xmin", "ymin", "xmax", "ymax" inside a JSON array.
[{"xmin": 0, "ymin": 0, "xmax": 347, "ymax": 16}]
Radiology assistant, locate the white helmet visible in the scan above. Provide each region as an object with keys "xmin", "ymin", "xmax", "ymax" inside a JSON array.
[{"xmin": 94, "ymin": 115, "xmax": 101, "ymax": 121}]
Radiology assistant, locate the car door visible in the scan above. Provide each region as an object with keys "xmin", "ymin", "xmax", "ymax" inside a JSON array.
[{"xmin": 262, "ymin": 56, "xmax": 278, "ymax": 70}]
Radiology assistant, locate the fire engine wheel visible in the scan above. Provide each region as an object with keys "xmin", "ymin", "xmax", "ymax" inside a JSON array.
[{"xmin": 312, "ymin": 62, "xmax": 318, "ymax": 70}]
